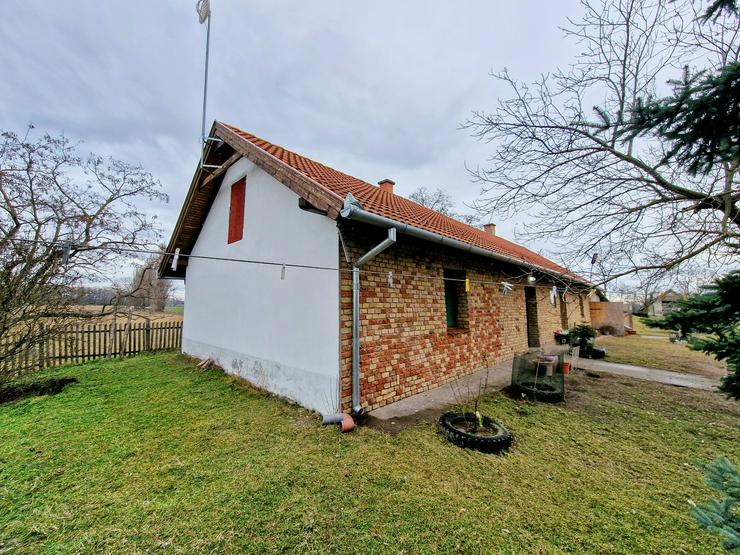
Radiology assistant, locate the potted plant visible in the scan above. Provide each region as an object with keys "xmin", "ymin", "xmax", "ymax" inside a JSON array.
[{"xmin": 570, "ymin": 324, "xmax": 605, "ymax": 359}]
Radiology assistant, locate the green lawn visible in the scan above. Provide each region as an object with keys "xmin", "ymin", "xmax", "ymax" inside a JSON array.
[
  {"xmin": 1, "ymin": 354, "xmax": 738, "ymax": 553},
  {"xmin": 596, "ymin": 335, "xmax": 728, "ymax": 378},
  {"xmin": 632, "ymin": 316, "xmax": 673, "ymax": 336},
  {"xmin": 596, "ymin": 316, "xmax": 726, "ymax": 377}
]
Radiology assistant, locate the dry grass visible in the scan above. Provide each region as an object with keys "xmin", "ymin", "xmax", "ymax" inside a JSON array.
[
  {"xmin": 596, "ymin": 334, "xmax": 727, "ymax": 378},
  {"xmin": 71, "ymin": 305, "xmax": 183, "ymax": 323},
  {"xmin": 630, "ymin": 316, "xmax": 673, "ymax": 336}
]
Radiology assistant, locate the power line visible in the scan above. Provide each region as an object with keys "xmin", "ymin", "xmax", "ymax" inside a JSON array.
[{"xmin": 7, "ymin": 237, "xmax": 593, "ymax": 293}]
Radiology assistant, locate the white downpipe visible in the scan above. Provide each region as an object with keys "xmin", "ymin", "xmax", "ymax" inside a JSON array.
[{"xmin": 339, "ymin": 192, "xmax": 586, "ymax": 415}]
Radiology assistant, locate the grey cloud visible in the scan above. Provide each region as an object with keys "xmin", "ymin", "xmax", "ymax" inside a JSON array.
[{"xmin": 1, "ymin": 0, "xmax": 584, "ymax": 239}]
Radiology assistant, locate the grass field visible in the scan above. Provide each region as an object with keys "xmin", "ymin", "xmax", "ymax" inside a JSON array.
[
  {"xmin": 596, "ymin": 317, "xmax": 726, "ymax": 378},
  {"xmin": 74, "ymin": 305, "xmax": 183, "ymax": 323},
  {"xmin": 631, "ymin": 316, "xmax": 673, "ymax": 336},
  {"xmin": 596, "ymin": 335, "xmax": 727, "ymax": 377},
  {"xmin": 1, "ymin": 355, "xmax": 738, "ymax": 553}
]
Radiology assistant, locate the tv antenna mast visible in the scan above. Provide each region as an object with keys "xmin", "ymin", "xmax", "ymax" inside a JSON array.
[{"xmin": 196, "ymin": 0, "xmax": 216, "ymax": 169}]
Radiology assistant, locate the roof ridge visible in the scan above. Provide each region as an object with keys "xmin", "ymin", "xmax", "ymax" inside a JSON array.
[
  {"xmin": 220, "ymin": 122, "xmax": 365, "ymax": 190},
  {"xmin": 220, "ymin": 124, "xmax": 488, "ymax": 228}
]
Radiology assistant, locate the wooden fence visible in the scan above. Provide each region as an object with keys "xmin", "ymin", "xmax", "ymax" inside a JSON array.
[{"xmin": 0, "ymin": 321, "xmax": 182, "ymax": 376}]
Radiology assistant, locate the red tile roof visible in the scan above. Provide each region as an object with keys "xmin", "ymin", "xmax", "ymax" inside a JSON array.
[{"xmin": 220, "ymin": 123, "xmax": 584, "ymax": 282}]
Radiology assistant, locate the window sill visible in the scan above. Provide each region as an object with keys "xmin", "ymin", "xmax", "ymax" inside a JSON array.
[{"xmin": 446, "ymin": 327, "xmax": 469, "ymax": 336}]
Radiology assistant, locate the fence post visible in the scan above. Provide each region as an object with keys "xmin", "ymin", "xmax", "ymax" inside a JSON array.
[
  {"xmin": 119, "ymin": 308, "xmax": 132, "ymax": 360},
  {"xmin": 107, "ymin": 317, "xmax": 117, "ymax": 358},
  {"xmin": 38, "ymin": 324, "xmax": 46, "ymax": 371},
  {"xmin": 145, "ymin": 320, "xmax": 151, "ymax": 352}
]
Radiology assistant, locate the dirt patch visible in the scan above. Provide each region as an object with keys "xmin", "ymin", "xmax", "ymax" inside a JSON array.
[
  {"xmin": 365, "ymin": 407, "xmax": 445, "ymax": 435},
  {"xmin": 0, "ymin": 377, "xmax": 78, "ymax": 404},
  {"xmin": 564, "ymin": 370, "xmax": 740, "ymax": 421},
  {"xmin": 367, "ymin": 369, "xmax": 740, "ymax": 435},
  {"xmin": 67, "ymin": 305, "xmax": 183, "ymax": 324}
]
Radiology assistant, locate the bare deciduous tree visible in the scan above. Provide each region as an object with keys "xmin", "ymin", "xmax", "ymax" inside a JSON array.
[
  {"xmin": 0, "ymin": 129, "xmax": 167, "ymax": 379},
  {"xmin": 409, "ymin": 186, "xmax": 480, "ymax": 225},
  {"xmin": 464, "ymin": 0, "xmax": 739, "ymax": 285}
]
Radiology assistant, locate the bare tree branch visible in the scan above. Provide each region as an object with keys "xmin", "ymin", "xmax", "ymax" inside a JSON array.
[
  {"xmin": 464, "ymin": 0, "xmax": 739, "ymax": 286},
  {"xmin": 0, "ymin": 128, "xmax": 168, "ymax": 380}
]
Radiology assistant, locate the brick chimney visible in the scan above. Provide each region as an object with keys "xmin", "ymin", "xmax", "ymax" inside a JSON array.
[
  {"xmin": 378, "ymin": 179, "xmax": 395, "ymax": 194},
  {"xmin": 483, "ymin": 223, "xmax": 496, "ymax": 236}
]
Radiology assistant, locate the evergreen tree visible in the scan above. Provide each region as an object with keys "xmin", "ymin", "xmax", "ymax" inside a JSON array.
[
  {"xmin": 625, "ymin": 63, "xmax": 740, "ymax": 175},
  {"xmin": 704, "ymin": 0, "xmax": 738, "ymax": 21},
  {"xmin": 646, "ymin": 271, "xmax": 740, "ymax": 399},
  {"xmin": 624, "ymin": 1, "xmax": 739, "ymax": 175},
  {"xmin": 690, "ymin": 457, "xmax": 740, "ymax": 551}
]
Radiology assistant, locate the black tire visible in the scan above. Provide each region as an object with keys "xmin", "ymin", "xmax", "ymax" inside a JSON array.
[
  {"xmin": 438, "ymin": 412, "xmax": 513, "ymax": 454},
  {"xmin": 515, "ymin": 380, "xmax": 563, "ymax": 403}
]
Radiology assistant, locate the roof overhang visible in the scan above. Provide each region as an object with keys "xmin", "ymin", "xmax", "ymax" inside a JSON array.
[{"xmin": 340, "ymin": 194, "xmax": 590, "ymax": 287}]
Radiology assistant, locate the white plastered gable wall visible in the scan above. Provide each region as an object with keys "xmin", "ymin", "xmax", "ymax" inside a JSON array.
[{"xmin": 182, "ymin": 157, "xmax": 341, "ymax": 413}]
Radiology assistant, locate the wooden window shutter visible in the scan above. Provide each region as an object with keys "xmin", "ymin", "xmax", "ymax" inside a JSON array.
[{"xmin": 227, "ymin": 177, "xmax": 246, "ymax": 244}]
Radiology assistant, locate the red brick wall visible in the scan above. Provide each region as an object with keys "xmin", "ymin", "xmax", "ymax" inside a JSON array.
[
  {"xmin": 535, "ymin": 288, "xmax": 591, "ymax": 339},
  {"xmin": 339, "ymin": 226, "xmax": 591, "ymax": 412}
]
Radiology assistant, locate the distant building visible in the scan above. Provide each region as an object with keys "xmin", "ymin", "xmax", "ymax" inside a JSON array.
[{"xmin": 637, "ymin": 290, "xmax": 685, "ymax": 316}]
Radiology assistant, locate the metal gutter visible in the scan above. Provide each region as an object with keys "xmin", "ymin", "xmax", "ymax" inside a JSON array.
[
  {"xmin": 339, "ymin": 195, "xmax": 584, "ymax": 285},
  {"xmin": 340, "ymin": 192, "xmax": 591, "ymax": 415}
]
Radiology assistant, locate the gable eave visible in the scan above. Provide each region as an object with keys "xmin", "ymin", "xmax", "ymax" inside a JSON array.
[{"xmin": 158, "ymin": 121, "xmax": 344, "ymax": 279}]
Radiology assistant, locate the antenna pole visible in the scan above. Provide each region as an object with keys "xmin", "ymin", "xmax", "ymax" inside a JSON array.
[{"xmin": 200, "ymin": 11, "xmax": 211, "ymax": 168}]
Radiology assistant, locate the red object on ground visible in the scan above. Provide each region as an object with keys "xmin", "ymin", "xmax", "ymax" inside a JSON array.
[
  {"xmin": 340, "ymin": 413, "xmax": 355, "ymax": 433},
  {"xmin": 562, "ymin": 361, "xmax": 571, "ymax": 375}
]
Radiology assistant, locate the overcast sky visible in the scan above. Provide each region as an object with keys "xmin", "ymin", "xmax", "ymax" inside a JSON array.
[{"xmin": 1, "ymin": 0, "xmax": 585, "ymax": 256}]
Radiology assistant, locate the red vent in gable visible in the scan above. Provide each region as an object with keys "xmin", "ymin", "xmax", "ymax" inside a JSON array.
[{"xmin": 227, "ymin": 177, "xmax": 246, "ymax": 244}]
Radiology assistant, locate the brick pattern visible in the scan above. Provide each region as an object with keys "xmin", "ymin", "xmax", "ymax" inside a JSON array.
[{"xmin": 339, "ymin": 227, "xmax": 592, "ymax": 412}]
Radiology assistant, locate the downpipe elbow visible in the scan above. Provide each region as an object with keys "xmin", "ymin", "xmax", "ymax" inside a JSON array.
[{"xmin": 321, "ymin": 413, "xmax": 356, "ymax": 433}]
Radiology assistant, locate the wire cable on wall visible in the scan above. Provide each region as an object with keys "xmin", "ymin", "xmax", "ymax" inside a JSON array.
[{"xmin": 7, "ymin": 237, "xmax": 594, "ymax": 294}]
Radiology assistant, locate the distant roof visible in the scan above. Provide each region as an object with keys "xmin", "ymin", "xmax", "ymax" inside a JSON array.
[
  {"xmin": 160, "ymin": 121, "xmax": 587, "ymax": 283},
  {"xmin": 656, "ymin": 289, "xmax": 685, "ymax": 302}
]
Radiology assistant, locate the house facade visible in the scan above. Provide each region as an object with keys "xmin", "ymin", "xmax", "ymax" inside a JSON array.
[
  {"xmin": 338, "ymin": 228, "xmax": 590, "ymax": 411},
  {"xmin": 160, "ymin": 122, "xmax": 591, "ymax": 415},
  {"xmin": 179, "ymin": 156, "xmax": 341, "ymax": 413},
  {"xmin": 644, "ymin": 290, "xmax": 685, "ymax": 316}
]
